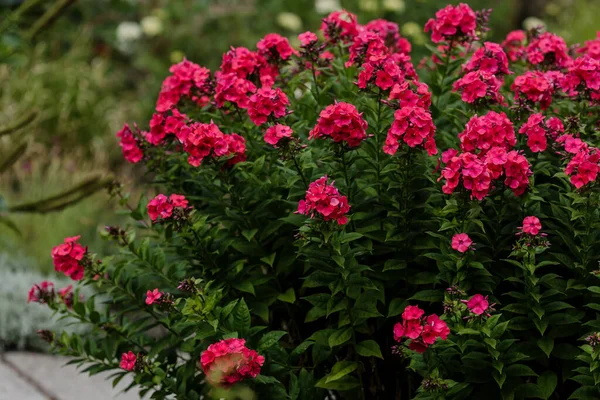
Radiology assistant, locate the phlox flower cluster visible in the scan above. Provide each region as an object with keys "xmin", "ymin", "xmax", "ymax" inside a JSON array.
[
  {"xmin": 179, "ymin": 122, "xmax": 246, "ymax": 167},
  {"xmin": 383, "ymin": 106, "xmax": 437, "ymax": 156},
  {"xmin": 347, "ymin": 19, "xmax": 416, "ymax": 89},
  {"xmin": 309, "ymin": 102, "xmax": 368, "ymax": 147},
  {"xmin": 512, "ymin": 71, "xmax": 561, "ymax": 110},
  {"xmin": 256, "ymin": 33, "xmax": 296, "ymax": 63},
  {"xmin": 214, "ymin": 72, "xmax": 257, "ymax": 110},
  {"xmin": 298, "ymin": 32, "xmax": 318, "ymax": 47},
  {"xmin": 463, "ymin": 42, "xmax": 511, "ymax": 75},
  {"xmin": 27, "ymin": 281, "xmax": 55, "ymax": 304},
  {"xmin": 439, "ymin": 147, "xmax": 531, "ymax": 200},
  {"xmin": 393, "ymin": 305, "xmax": 450, "ymax": 353},
  {"xmin": 453, "ymin": 70, "xmax": 504, "ymax": 105},
  {"xmin": 560, "ymin": 55, "xmax": 600, "ymax": 103},
  {"xmin": 458, "ymin": 111, "xmax": 516, "ymax": 153},
  {"xmin": 116, "ymin": 124, "xmax": 144, "ymax": 163},
  {"xmin": 145, "ymin": 109, "xmax": 189, "ymax": 146},
  {"xmin": 120, "ymin": 352, "xmax": 137, "ymax": 371},
  {"xmin": 28, "ymin": 281, "xmax": 75, "ymax": 308},
  {"xmin": 200, "ymin": 338, "xmax": 264, "ymax": 386},
  {"xmin": 346, "ymin": 30, "xmax": 388, "ymax": 67},
  {"xmin": 424, "ymin": 3, "xmax": 477, "ymax": 44},
  {"xmin": 147, "ymin": 194, "xmax": 190, "ymax": 221},
  {"xmin": 155, "ymin": 59, "xmax": 212, "ymax": 112},
  {"xmin": 320, "ymin": 10, "xmax": 360, "ymax": 43},
  {"xmin": 58, "ymin": 285, "xmax": 75, "ymax": 309},
  {"xmin": 577, "ymin": 32, "xmax": 600, "ymax": 60},
  {"xmin": 557, "ymin": 135, "xmax": 600, "ymax": 188},
  {"xmin": 357, "ymin": 54, "xmax": 417, "ymax": 91},
  {"xmin": 518, "ymin": 113, "xmax": 564, "ymax": 153},
  {"xmin": 219, "ymin": 40, "xmax": 281, "ymax": 88},
  {"xmin": 247, "ymin": 87, "xmax": 290, "ymax": 126},
  {"xmin": 297, "ymin": 176, "xmax": 350, "ymax": 225},
  {"xmin": 525, "ymin": 32, "xmax": 571, "ymax": 69},
  {"xmin": 388, "ymin": 81, "xmax": 432, "ymax": 109},
  {"xmin": 52, "ymin": 236, "xmax": 87, "ymax": 281},
  {"xmin": 264, "ymin": 124, "xmax": 293, "ymax": 147},
  {"xmin": 502, "ymin": 30, "xmax": 527, "ymax": 62},
  {"xmin": 363, "ymin": 19, "xmax": 411, "ymax": 55}
]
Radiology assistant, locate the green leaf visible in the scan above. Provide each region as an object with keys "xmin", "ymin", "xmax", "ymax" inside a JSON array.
[
  {"xmin": 315, "ymin": 375, "xmax": 360, "ymax": 391},
  {"xmin": 328, "ymin": 327, "xmax": 353, "ymax": 347},
  {"xmin": 505, "ymin": 364, "xmax": 538, "ymax": 377},
  {"xmin": 356, "ymin": 340, "xmax": 383, "ymax": 359},
  {"xmin": 260, "ymin": 252, "xmax": 276, "ymax": 267},
  {"xmin": 232, "ymin": 281, "xmax": 255, "ymax": 295},
  {"xmin": 277, "ymin": 288, "xmax": 296, "ymax": 304},
  {"xmin": 588, "ymin": 286, "xmax": 600, "ymax": 294},
  {"xmin": 537, "ymin": 336, "xmax": 554, "ymax": 358},
  {"xmin": 353, "ymin": 291, "xmax": 383, "ymax": 319},
  {"xmin": 291, "ymin": 341, "xmax": 314, "ymax": 357},
  {"xmin": 340, "ymin": 232, "xmax": 363, "ymax": 243},
  {"xmin": 409, "ymin": 290, "xmax": 443, "ymax": 302},
  {"xmin": 289, "ymin": 372, "xmax": 299, "ymax": 400},
  {"xmin": 254, "ymin": 375, "xmax": 281, "ymax": 385},
  {"xmin": 242, "ymin": 228, "xmax": 258, "ymax": 242},
  {"xmin": 324, "ymin": 361, "xmax": 358, "ymax": 383},
  {"xmin": 537, "ymin": 371, "xmax": 557, "ymax": 400},
  {"xmin": 388, "ymin": 298, "xmax": 408, "ymax": 317},
  {"xmin": 231, "ymin": 298, "xmax": 251, "ymax": 335},
  {"xmin": 383, "ymin": 259, "xmax": 406, "ymax": 272},
  {"xmin": 258, "ymin": 331, "xmax": 288, "ymax": 352}
]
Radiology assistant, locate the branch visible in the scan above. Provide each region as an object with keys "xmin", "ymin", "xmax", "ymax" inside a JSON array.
[
  {"xmin": 25, "ymin": 0, "xmax": 77, "ymax": 41},
  {"xmin": 0, "ymin": 110, "xmax": 38, "ymax": 137}
]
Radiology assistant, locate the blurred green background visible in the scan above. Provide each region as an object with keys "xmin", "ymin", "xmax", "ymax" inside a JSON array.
[{"xmin": 0, "ymin": 0, "xmax": 598, "ymax": 349}]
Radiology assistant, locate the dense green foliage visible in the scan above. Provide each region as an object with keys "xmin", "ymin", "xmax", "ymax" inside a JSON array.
[{"xmin": 21, "ymin": 3, "xmax": 600, "ymax": 400}]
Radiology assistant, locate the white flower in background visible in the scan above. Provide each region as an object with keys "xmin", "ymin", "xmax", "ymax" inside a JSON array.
[
  {"xmin": 523, "ymin": 17, "xmax": 546, "ymax": 31},
  {"xmin": 116, "ymin": 21, "xmax": 142, "ymax": 42},
  {"xmin": 277, "ymin": 12, "xmax": 303, "ymax": 32},
  {"xmin": 141, "ymin": 15, "xmax": 163, "ymax": 37},
  {"xmin": 315, "ymin": 0, "xmax": 341, "ymax": 14},
  {"xmin": 116, "ymin": 21, "xmax": 142, "ymax": 53},
  {"xmin": 359, "ymin": 0, "xmax": 378, "ymax": 12},
  {"xmin": 383, "ymin": 0, "xmax": 406, "ymax": 12}
]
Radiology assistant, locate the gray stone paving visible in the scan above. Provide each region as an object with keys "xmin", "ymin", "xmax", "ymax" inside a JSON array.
[{"xmin": 0, "ymin": 352, "xmax": 141, "ymax": 400}]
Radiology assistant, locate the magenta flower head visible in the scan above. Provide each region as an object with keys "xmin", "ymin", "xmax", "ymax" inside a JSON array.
[
  {"xmin": 520, "ymin": 216, "xmax": 542, "ymax": 236},
  {"xmin": 297, "ymin": 176, "xmax": 351, "ymax": 225},
  {"xmin": 393, "ymin": 305, "xmax": 450, "ymax": 354},
  {"xmin": 52, "ymin": 236, "xmax": 87, "ymax": 281},
  {"xmin": 451, "ymin": 233, "xmax": 473, "ymax": 253},
  {"xmin": 463, "ymin": 294, "xmax": 489, "ymax": 315},
  {"xmin": 200, "ymin": 338, "xmax": 265, "ymax": 386},
  {"xmin": 145, "ymin": 288, "xmax": 163, "ymax": 305},
  {"xmin": 120, "ymin": 351, "xmax": 137, "ymax": 371}
]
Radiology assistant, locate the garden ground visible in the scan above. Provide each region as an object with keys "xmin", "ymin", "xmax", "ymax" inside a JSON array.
[{"xmin": 0, "ymin": 353, "xmax": 139, "ymax": 400}]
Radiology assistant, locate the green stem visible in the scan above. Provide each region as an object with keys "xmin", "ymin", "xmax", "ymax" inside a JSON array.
[
  {"xmin": 375, "ymin": 89, "xmax": 383, "ymax": 230},
  {"xmin": 310, "ymin": 64, "xmax": 321, "ymax": 101},
  {"xmin": 26, "ymin": 0, "xmax": 77, "ymax": 41},
  {"xmin": 0, "ymin": 109, "xmax": 37, "ymax": 137},
  {"xmin": 292, "ymin": 154, "xmax": 308, "ymax": 190},
  {"xmin": 340, "ymin": 148, "xmax": 356, "ymax": 230}
]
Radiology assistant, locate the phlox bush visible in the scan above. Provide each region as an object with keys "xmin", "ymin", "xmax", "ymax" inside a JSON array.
[{"xmin": 30, "ymin": 4, "xmax": 600, "ymax": 399}]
